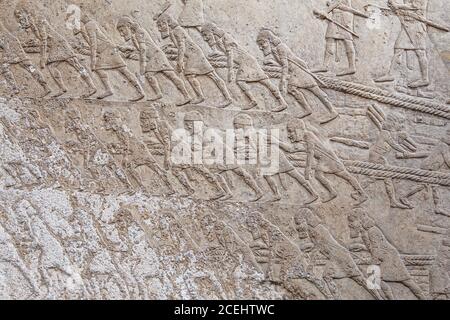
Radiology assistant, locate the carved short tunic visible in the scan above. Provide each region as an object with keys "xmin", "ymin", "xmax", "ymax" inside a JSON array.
[
  {"xmin": 0, "ymin": 31, "xmax": 29, "ymax": 64},
  {"xmin": 363, "ymin": 226, "xmax": 410, "ymax": 282},
  {"xmin": 135, "ymin": 27, "xmax": 173, "ymax": 73},
  {"xmin": 368, "ymin": 130, "xmax": 396, "ymax": 165},
  {"xmin": 326, "ymin": 0, "xmax": 355, "ymax": 41},
  {"xmin": 394, "ymin": 1, "xmax": 428, "ymax": 50},
  {"xmin": 272, "ymin": 43, "xmax": 317, "ymax": 89},
  {"xmin": 171, "ymin": 26, "xmax": 214, "ymax": 76},
  {"xmin": 84, "ymin": 20, "xmax": 126, "ymax": 70},
  {"xmin": 310, "ymin": 224, "xmax": 361, "ymax": 278},
  {"xmin": 178, "ymin": 0, "xmax": 205, "ymax": 28},
  {"xmin": 36, "ymin": 19, "xmax": 76, "ymax": 63},
  {"xmin": 217, "ymin": 33, "xmax": 268, "ymax": 82},
  {"xmin": 305, "ymin": 132, "xmax": 347, "ymax": 173}
]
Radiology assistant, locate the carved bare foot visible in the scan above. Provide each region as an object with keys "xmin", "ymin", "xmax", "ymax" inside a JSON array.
[
  {"xmin": 297, "ymin": 110, "xmax": 312, "ymax": 119},
  {"xmin": 219, "ymin": 193, "xmax": 233, "ymax": 201},
  {"xmin": 52, "ymin": 89, "xmax": 67, "ymax": 98},
  {"xmin": 319, "ymin": 111, "xmax": 339, "ymax": 124},
  {"xmin": 271, "ymin": 194, "xmax": 282, "ymax": 202},
  {"xmin": 242, "ymin": 100, "xmax": 258, "ymax": 111},
  {"xmin": 191, "ymin": 96, "xmax": 205, "ymax": 105},
  {"xmin": 337, "ymin": 68, "xmax": 356, "ymax": 77},
  {"xmin": 374, "ymin": 74, "xmax": 395, "ymax": 83},
  {"xmin": 435, "ymin": 208, "xmax": 450, "ymax": 217},
  {"xmin": 304, "ymin": 194, "xmax": 319, "ymax": 205},
  {"xmin": 399, "ymin": 198, "xmax": 414, "ymax": 209},
  {"xmin": 97, "ymin": 91, "xmax": 113, "ymax": 100},
  {"xmin": 40, "ymin": 86, "xmax": 52, "ymax": 98},
  {"xmin": 130, "ymin": 92, "xmax": 145, "ymax": 102},
  {"xmin": 217, "ymin": 99, "xmax": 232, "ymax": 109},
  {"xmin": 176, "ymin": 97, "xmax": 191, "ymax": 107},
  {"xmin": 390, "ymin": 199, "xmax": 412, "ymax": 209},
  {"xmin": 81, "ymin": 88, "xmax": 97, "ymax": 99},
  {"xmin": 322, "ymin": 193, "xmax": 337, "ymax": 203},
  {"xmin": 349, "ymin": 242, "xmax": 367, "ymax": 252},
  {"xmin": 210, "ymin": 191, "xmax": 226, "ymax": 200},
  {"xmin": 352, "ymin": 192, "xmax": 368, "ymax": 206},
  {"xmin": 251, "ymin": 192, "xmax": 264, "ymax": 202},
  {"xmin": 408, "ymin": 79, "xmax": 430, "ymax": 89},
  {"xmin": 312, "ymin": 66, "xmax": 329, "ymax": 73},
  {"xmin": 271, "ymin": 104, "xmax": 288, "ymax": 113},
  {"xmin": 147, "ymin": 94, "xmax": 163, "ymax": 102}
]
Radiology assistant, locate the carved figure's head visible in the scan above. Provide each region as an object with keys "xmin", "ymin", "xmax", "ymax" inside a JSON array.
[
  {"xmin": 294, "ymin": 209, "xmax": 312, "ymax": 237},
  {"xmin": 14, "ymin": 6, "xmax": 32, "ymax": 29},
  {"xmin": 303, "ymin": 208, "xmax": 322, "ymax": 228},
  {"xmin": 349, "ymin": 207, "xmax": 364, "ymax": 238},
  {"xmin": 116, "ymin": 16, "xmax": 138, "ymax": 41},
  {"xmin": 200, "ymin": 23, "xmax": 222, "ymax": 46},
  {"xmin": 245, "ymin": 214, "xmax": 260, "ymax": 234},
  {"xmin": 257, "ymin": 28, "xmax": 280, "ymax": 56},
  {"xmin": 286, "ymin": 118, "xmax": 306, "ymax": 142},
  {"xmin": 184, "ymin": 111, "xmax": 203, "ymax": 135},
  {"xmin": 156, "ymin": 14, "xmax": 177, "ymax": 39},
  {"xmin": 103, "ymin": 110, "xmax": 119, "ymax": 130},
  {"xmin": 64, "ymin": 109, "xmax": 81, "ymax": 133},
  {"xmin": 233, "ymin": 113, "xmax": 253, "ymax": 130},
  {"xmin": 140, "ymin": 108, "xmax": 159, "ymax": 132},
  {"xmin": 360, "ymin": 212, "xmax": 376, "ymax": 230}
]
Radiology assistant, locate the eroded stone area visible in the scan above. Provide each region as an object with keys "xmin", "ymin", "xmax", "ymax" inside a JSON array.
[{"xmin": 0, "ymin": 0, "xmax": 449, "ymax": 300}]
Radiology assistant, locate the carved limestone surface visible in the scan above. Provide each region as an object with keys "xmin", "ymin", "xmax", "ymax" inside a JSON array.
[{"xmin": 0, "ymin": 0, "xmax": 449, "ymax": 300}]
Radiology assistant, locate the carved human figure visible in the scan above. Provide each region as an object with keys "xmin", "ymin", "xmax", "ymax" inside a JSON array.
[
  {"xmin": 313, "ymin": 0, "xmax": 368, "ymax": 76},
  {"xmin": 199, "ymin": 213, "xmax": 262, "ymax": 275},
  {"xmin": 418, "ymin": 128, "xmax": 450, "ymax": 216},
  {"xmin": 368, "ymin": 114, "xmax": 412, "ymax": 209},
  {"xmin": 14, "ymin": 4, "xmax": 97, "ymax": 98},
  {"xmin": 283, "ymin": 119, "xmax": 368, "ymax": 204},
  {"xmin": 429, "ymin": 242, "xmax": 450, "ymax": 300},
  {"xmin": 116, "ymin": 16, "xmax": 191, "ymax": 105},
  {"xmin": 139, "ymin": 107, "xmax": 198, "ymax": 196},
  {"xmin": 245, "ymin": 213, "xmax": 277, "ymax": 282},
  {"xmin": 375, "ymin": 0, "xmax": 432, "ymax": 88},
  {"xmin": 0, "ymin": 22, "xmax": 50, "ymax": 97},
  {"xmin": 256, "ymin": 29, "xmax": 339, "ymax": 124},
  {"xmin": 299, "ymin": 208, "xmax": 382, "ymax": 300},
  {"xmin": 156, "ymin": 14, "xmax": 232, "ymax": 107},
  {"xmin": 200, "ymin": 23, "xmax": 288, "ymax": 112},
  {"xmin": 233, "ymin": 114, "xmax": 319, "ymax": 203},
  {"xmin": 198, "ymin": 114, "xmax": 266, "ymax": 202},
  {"xmin": 174, "ymin": 110, "xmax": 234, "ymax": 200},
  {"xmin": 78, "ymin": 14, "xmax": 144, "ymax": 101},
  {"xmin": 64, "ymin": 109, "xmax": 132, "ymax": 193},
  {"xmin": 0, "ymin": 207, "xmax": 41, "ymax": 296},
  {"xmin": 102, "ymin": 110, "xmax": 174, "ymax": 194},
  {"xmin": 358, "ymin": 210, "xmax": 428, "ymax": 300}
]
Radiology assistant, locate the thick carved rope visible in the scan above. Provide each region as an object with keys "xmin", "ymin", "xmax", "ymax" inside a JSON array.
[
  {"xmin": 261, "ymin": 66, "xmax": 450, "ymax": 119},
  {"xmin": 344, "ymin": 160, "xmax": 450, "ymax": 186},
  {"xmin": 318, "ymin": 77, "xmax": 450, "ymax": 113},
  {"xmin": 319, "ymin": 77, "xmax": 450, "ymax": 119}
]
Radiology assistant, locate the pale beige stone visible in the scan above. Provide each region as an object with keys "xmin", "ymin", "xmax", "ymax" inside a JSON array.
[{"xmin": 0, "ymin": 0, "xmax": 449, "ymax": 300}]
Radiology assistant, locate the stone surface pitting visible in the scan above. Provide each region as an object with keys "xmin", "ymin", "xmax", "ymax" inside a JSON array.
[{"xmin": 0, "ymin": 0, "xmax": 449, "ymax": 300}]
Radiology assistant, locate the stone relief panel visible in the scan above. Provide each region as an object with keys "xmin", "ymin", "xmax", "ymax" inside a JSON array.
[{"xmin": 0, "ymin": 0, "xmax": 449, "ymax": 300}]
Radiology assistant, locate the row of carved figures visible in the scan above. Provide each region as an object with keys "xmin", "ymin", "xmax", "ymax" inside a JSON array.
[
  {"xmin": 2, "ymin": 1, "xmax": 448, "ymax": 122},
  {"xmin": 1, "ymin": 191, "xmax": 447, "ymax": 299},
  {"xmin": 2, "ymin": 98, "xmax": 449, "ymax": 216}
]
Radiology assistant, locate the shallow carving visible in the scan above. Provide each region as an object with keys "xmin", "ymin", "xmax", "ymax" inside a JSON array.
[{"xmin": 0, "ymin": 0, "xmax": 449, "ymax": 300}]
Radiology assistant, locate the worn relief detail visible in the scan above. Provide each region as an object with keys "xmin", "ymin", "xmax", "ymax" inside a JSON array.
[{"xmin": 0, "ymin": 0, "xmax": 448, "ymax": 300}]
